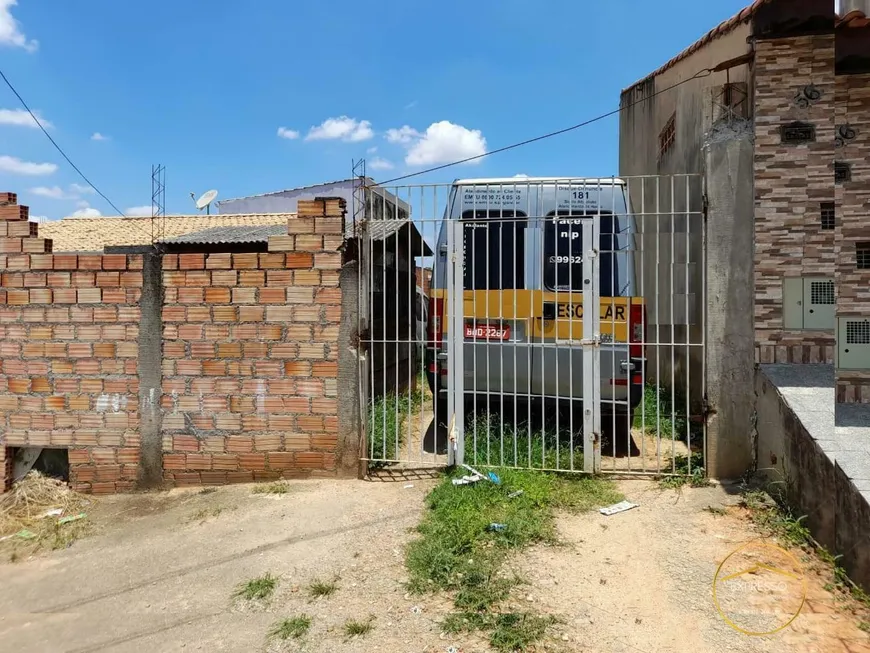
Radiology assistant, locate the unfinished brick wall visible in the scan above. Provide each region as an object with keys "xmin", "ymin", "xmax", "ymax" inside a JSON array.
[
  {"xmin": 0, "ymin": 195, "xmax": 349, "ymax": 492},
  {"xmin": 754, "ymin": 35, "xmax": 837, "ymax": 364},
  {"xmin": 159, "ymin": 199, "xmax": 345, "ymax": 485},
  {"xmin": 0, "ymin": 194, "xmax": 143, "ymax": 493},
  {"xmin": 835, "ymin": 72, "xmax": 870, "ymax": 403}
]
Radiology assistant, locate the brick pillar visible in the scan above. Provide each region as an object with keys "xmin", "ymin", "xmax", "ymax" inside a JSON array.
[{"xmin": 0, "ymin": 192, "xmax": 52, "ymax": 492}]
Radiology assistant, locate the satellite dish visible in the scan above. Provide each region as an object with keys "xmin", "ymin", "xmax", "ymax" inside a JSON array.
[{"xmin": 192, "ymin": 189, "xmax": 219, "ymax": 214}]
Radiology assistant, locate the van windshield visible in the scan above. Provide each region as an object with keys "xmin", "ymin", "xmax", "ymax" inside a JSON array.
[
  {"xmin": 543, "ymin": 210, "xmax": 621, "ymax": 295},
  {"xmin": 461, "ymin": 210, "xmax": 526, "ymax": 290}
]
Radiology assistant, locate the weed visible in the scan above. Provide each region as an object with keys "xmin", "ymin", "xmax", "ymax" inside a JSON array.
[
  {"xmin": 234, "ymin": 573, "xmax": 278, "ymax": 601},
  {"xmin": 343, "ymin": 616, "xmax": 375, "ymax": 638},
  {"xmin": 407, "ymin": 463, "xmax": 619, "ymax": 650},
  {"xmin": 308, "ymin": 577, "xmax": 338, "ymax": 599},
  {"xmin": 633, "ymin": 383, "xmax": 701, "ymax": 443},
  {"xmin": 658, "ymin": 453, "xmax": 708, "ymax": 489},
  {"xmin": 252, "ymin": 482, "xmax": 290, "ymax": 495},
  {"xmin": 465, "ymin": 412, "xmax": 581, "ymax": 471},
  {"xmin": 859, "ymin": 621, "xmax": 870, "ymax": 633},
  {"xmin": 198, "ymin": 487, "xmax": 218, "ymax": 495},
  {"xmin": 704, "ymin": 505, "xmax": 727, "ymax": 516},
  {"xmin": 269, "ymin": 615, "xmax": 312, "ymax": 640},
  {"xmin": 442, "ymin": 611, "xmax": 557, "ymax": 652},
  {"xmin": 740, "ymin": 490, "xmax": 811, "ymax": 548}
]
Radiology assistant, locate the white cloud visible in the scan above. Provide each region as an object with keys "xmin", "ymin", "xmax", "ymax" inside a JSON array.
[
  {"xmin": 513, "ymin": 173, "xmax": 529, "ymax": 178},
  {"xmin": 0, "ymin": 108, "xmax": 51, "ymax": 129},
  {"xmin": 71, "ymin": 205, "xmax": 101, "ymax": 218},
  {"xmin": 30, "ymin": 214, "xmax": 48, "ymax": 222},
  {"xmin": 397, "ymin": 121, "xmax": 487, "ymax": 166},
  {"xmin": 404, "ymin": 100, "xmax": 418, "ymax": 110},
  {"xmin": 0, "ymin": 0, "xmax": 38, "ymax": 52},
  {"xmin": 69, "ymin": 183, "xmax": 95, "ymax": 195},
  {"xmin": 125, "ymin": 205, "xmax": 154, "ymax": 217},
  {"xmin": 0, "ymin": 155, "xmax": 57, "ymax": 175},
  {"xmin": 305, "ymin": 116, "xmax": 373, "ymax": 142},
  {"xmin": 385, "ymin": 125, "xmax": 420, "ymax": 145},
  {"xmin": 91, "ymin": 132, "xmax": 109, "ymax": 141},
  {"xmin": 368, "ymin": 157, "xmax": 394, "ymax": 171},
  {"xmin": 277, "ymin": 127, "xmax": 300, "ymax": 140},
  {"xmin": 30, "ymin": 185, "xmax": 75, "ymax": 200},
  {"xmin": 366, "ymin": 146, "xmax": 378, "ymax": 154},
  {"xmin": 75, "ymin": 200, "xmax": 90, "ymax": 208}
]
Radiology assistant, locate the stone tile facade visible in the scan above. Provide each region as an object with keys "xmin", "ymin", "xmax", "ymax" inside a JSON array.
[
  {"xmin": 754, "ymin": 35, "xmax": 837, "ymax": 365},
  {"xmin": 835, "ymin": 73, "xmax": 870, "ymax": 403}
]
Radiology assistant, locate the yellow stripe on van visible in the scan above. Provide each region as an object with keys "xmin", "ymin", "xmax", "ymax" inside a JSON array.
[{"xmin": 429, "ymin": 290, "xmax": 644, "ymax": 342}]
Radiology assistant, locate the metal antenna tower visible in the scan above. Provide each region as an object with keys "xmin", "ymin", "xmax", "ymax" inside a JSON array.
[{"xmin": 151, "ymin": 164, "xmax": 166, "ymax": 243}]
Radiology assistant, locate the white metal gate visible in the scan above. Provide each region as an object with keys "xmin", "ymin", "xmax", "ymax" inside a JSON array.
[{"xmin": 356, "ymin": 173, "xmax": 705, "ymax": 478}]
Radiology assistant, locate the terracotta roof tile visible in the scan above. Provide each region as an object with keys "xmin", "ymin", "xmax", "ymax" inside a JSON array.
[
  {"xmin": 39, "ymin": 213, "xmax": 293, "ymax": 252},
  {"xmin": 624, "ymin": 0, "xmax": 773, "ymax": 91},
  {"xmin": 837, "ymin": 9, "xmax": 869, "ymax": 28}
]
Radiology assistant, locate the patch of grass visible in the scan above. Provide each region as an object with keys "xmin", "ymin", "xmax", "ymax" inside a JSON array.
[
  {"xmin": 465, "ymin": 412, "xmax": 581, "ymax": 472},
  {"xmin": 407, "ymin": 463, "xmax": 620, "ymax": 650},
  {"xmin": 268, "ymin": 615, "xmax": 312, "ymax": 640},
  {"xmin": 308, "ymin": 577, "xmax": 338, "ymax": 599},
  {"xmin": 189, "ymin": 506, "xmax": 225, "ymax": 523},
  {"xmin": 859, "ymin": 621, "xmax": 870, "ymax": 633},
  {"xmin": 633, "ymin": 383, "xmax": 701, "ymax": 443},
  {"xmin": 234, "ymin": 573, "xmax": 278, "ymax": 601},
  {"xmin": 198, "ymin": 487, "xmax": 218, "ymax": 495},
  {"xmin": 343, "ymin": 616, "xmax": 375, "ymax": 638},
  {"xmin": 252, "ymin": 482, "xmax": 290, "ymax": 495},
  {"xmin": 658, "ymin": 453, "xmax": 708, "ymax": 489},
  {"xmin": 443, "ymin": 611, "xmax": 558, "ymax": 652}
]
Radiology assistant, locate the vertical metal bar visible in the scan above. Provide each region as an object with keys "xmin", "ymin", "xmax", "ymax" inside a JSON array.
[
  {"xmin": 446, "ymin": 217, "xmax": 456, "ymax": 468},
  {"xmin": 639, "ymin": 177, "xmax": 647, "ymax": 473},
  {"xmin": 393, "ymin": 190, "xmax": 400, "ymax": 462},
  {"xmin": 701, "ymin": 175, "xmax": 708, "ymax": 475},
  {"xmin": 670, "ymin": 176, "xmax": 676, "ymax": 474},
  {"xmin": 451, "ymin": 219, "xmax": 466, "ymax": 467},
  {"xmin": 655, "ymin": 176, "xmax": 661, "ymax": 473},
  {"xmin": 685, "ymin": 177, "xmax": 692, "ymax": 476}
]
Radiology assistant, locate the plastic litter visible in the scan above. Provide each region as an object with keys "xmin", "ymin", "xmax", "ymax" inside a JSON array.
[
  {"xmin": 507, "ymin": 490, "xmax": 524, "ymax": 498},
  {"xmin": 58, "ymin": 513, "xmax": 87, "ymax": 525},
  {"xmin": 403, "ymin": 484, "xmax": 415, "ymax": 489},
  {"xmin": 451, "ymin": 473, "xmax": 484, "ymax": 486},
  {"xmin": 488, "ymin": 523, "xmax": 507, "ymax": 532},
  {"xmin": 487, "ymin": 472, "xmax": 501, "ymax": 484},
  {"xmin": 40, "ymin": 508, "xmax": 64, "ymax": 518},
  {"xmin": 410, "ymin": 605, "xmax": 422, "ymax": 614},
  {"xmin": 599, "ymin": 501, "xmax": 638, "ymax": 516},
  {"xmin": 15, "ymin": 529, "xmax": 36, "ymax": 540}
]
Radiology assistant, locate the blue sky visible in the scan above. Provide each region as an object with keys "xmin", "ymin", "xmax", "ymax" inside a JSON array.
[{"xmin": 0, "ymin": 0, "xmax": 750, "ymax": 219}]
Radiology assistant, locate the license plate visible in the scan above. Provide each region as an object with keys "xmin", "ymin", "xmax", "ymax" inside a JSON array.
[{"xmin": 464, "ymin": 324, "xmax": 511, "ymax": 340}]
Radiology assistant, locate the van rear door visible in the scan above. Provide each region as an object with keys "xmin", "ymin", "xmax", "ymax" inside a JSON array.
[{"xmin": 460, "ymin": 209, "xmax": 531, "ymax": 401}]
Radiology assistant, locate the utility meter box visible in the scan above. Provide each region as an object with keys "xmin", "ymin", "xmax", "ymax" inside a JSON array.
[
  {"xmin": 782, "ymin": 277, "xmax": 835, "ymax": 330},
  {"xmin": 838, "ymin": 318, "xmax": 870, "ymax": 370}
]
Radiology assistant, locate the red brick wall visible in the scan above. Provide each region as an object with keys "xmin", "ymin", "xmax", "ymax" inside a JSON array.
[
  {"xmin": 754, "ymin": 35, "xmax": 837, "ymax": 364},
  {"xmin": 159, "ymin": 247, "xmax": 342, "ymax": 485},
  {"xmin": 0, "ymin": 195, "xmax": 347, "ymax": 492},
  {"xmin": 0, "ymin": 197, "xmax": 143, "ymax": 493}
]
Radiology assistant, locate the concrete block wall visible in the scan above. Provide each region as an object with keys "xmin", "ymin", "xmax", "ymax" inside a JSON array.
[
  {"xmin": 754, "ymin": 34, "xmax": 838, "ymax": 365},
  {"xmin": 0, "ymin": 195, "xmax": 349, "ymax": 492},
  {"xmin": 835, "ymin": 73, "xmax": 870, "ymax": 403}
]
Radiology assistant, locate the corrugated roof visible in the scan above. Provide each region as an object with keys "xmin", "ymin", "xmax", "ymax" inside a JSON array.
[
  {"xmin": 40, "ymin": 214, "xmax": 292, "ymax": 252},
  {"xmin": 159, "ymin": 224, "xmax": 287, "ymax": 245}
]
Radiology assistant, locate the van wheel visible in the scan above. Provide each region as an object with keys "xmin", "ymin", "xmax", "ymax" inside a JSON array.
[{"xmin": 602, "ymin": 412, "xmax": 637, "ymax": 457}]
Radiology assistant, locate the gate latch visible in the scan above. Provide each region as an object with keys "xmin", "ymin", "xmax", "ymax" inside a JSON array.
[{"xmin": 579, "ymin": 336, "xmax": 601, "ymax": 347}]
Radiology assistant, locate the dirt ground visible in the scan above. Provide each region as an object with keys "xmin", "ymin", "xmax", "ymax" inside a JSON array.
[{"xmin": 0, "ymin": 477, "xmax": 868, "ymax": 653}]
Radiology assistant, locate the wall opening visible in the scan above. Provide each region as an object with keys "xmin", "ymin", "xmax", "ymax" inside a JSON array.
[
  {"xmin": 820, "ymin": 202, "xmax": 836, "ymax": 230},
  {"xmin": 12, "ymin": 448, "xmax": 70, "ymax": 483}
]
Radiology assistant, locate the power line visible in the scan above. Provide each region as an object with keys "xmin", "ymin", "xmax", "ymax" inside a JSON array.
[
  {"xmin": 375, "ymin": 68, "xmax": 713, "ymax": 186},
  {"xmin": 0, "ymin": 67, "xmax": 129, "ymax": 219}
]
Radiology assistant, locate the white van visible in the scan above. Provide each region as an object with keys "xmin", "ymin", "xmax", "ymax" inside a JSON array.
[{"xmin": 426, "ymin": 177, "xmax": 646, "ymax": 436}]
